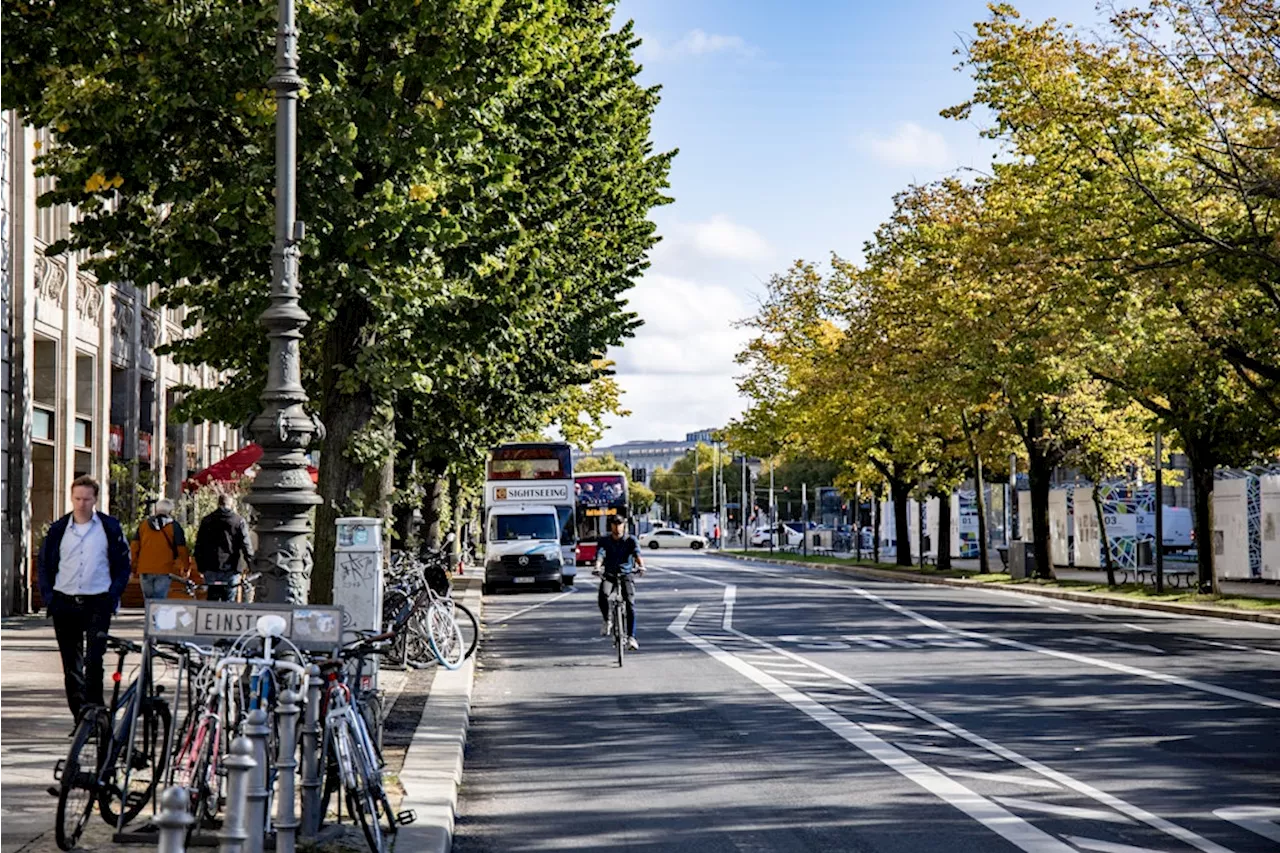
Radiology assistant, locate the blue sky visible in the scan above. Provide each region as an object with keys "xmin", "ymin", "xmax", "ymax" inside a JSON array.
[{"xmin": 599, "ymin": 0, "xmax": 1108, "ymax": 446}]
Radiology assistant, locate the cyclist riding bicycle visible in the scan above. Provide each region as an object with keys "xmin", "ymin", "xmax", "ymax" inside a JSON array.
[{"xmin": 593, "ymin": 515, "xmax": 645, "ymax": 650}]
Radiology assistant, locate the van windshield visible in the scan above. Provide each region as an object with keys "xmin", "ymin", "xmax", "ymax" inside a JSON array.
[{"xmin": 491, "ymin": 514, "xmax": 558, "ymax": 542}]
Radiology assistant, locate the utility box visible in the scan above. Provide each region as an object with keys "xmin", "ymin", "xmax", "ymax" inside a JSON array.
[
  {"xmin": 1008, "ymin": 541, "xmax": 1035, "ymax": 579},
  {"xmin": 334, "ymin": 517, "xmax": 384, "ymax": 690}
]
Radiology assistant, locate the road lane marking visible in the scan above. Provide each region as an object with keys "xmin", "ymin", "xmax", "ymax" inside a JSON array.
[
  {"xmin": 1065, "ymin": 836, "xmax": 1176, "ymax": 852},
  {"xmin": 828, "ymin": 578, "xmax": 1280, "ymax": 712},
  {"xmin": 1212, "ymin": 806, "xmax": 1280, "ymax": 843},
  {"xmin": 861, "ymin": 722, "xmax": 956, "ymax": 738},
  {"xmin": 1181, "ymin": 637, "xmax": 1280, "ymax": 658},
  {"xmin": 1063, "ymin": 637, "xmax": 1166, "ymax": 655},
  {"xmin": 668, "ymin": 606, "xmax": 1077, "ymax": 852},
  {"xmin": 1121, "ymin": 623, "xmax": 1156, "ymax": 633},
  {"xmin": 487, "ymin": 589, "xmax": 576, "ymax": 624},
  {"xmin": 943, "ymin": 769, "xmax": 1061, "ymax": 790},
  {"xmin": 709, "ymin": 584, "xmax": 1237, "ymax": 853},
  {"xmin": 893, "ymin": 742, "xmax": 1006, "ymax": 762},
  {"xmin": 992, "ymin": 797, "xmax": 1134, "ymax": 824}
]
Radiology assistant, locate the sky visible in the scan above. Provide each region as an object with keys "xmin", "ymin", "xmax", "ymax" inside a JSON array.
[{"xmin": 598, "ymin": 0, "xmax": 1108, "ymax": 446}]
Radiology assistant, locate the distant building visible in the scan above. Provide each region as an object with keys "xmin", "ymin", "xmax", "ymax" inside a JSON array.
[{"xmin": 576, "ymin": 429, "xmax": 754, "ymax": 484}]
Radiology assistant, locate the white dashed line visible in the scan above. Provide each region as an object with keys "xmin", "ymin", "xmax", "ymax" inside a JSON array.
[{"xmin": 991, "ymin": 796, "xmax": 1134, "ymax": 824}]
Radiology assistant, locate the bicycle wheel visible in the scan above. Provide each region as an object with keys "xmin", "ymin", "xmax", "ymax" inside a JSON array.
[
  {"xmin": 56, "ymin": 710, "xmax": 107, "ymax": 851},
  {"xmin": 614, "ymin": 599, "xmax": 626, "ymax": 667},
  {"xmin": 426, "ymin": 601, "xmax": 465, "ymax": 670},
  {"xmin": 454, "ymin": 601, "xmax": 479, "ymax": 660},
  {"xmin": 343, "ymin": 721, "xmax": 395, "ymax": 853},
  {"xmin": 100, "ymin": 698, "xmax": 171, "ymax": 826}
]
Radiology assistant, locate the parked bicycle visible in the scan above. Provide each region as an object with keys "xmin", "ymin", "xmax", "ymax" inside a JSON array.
[
  {"xmin": 53, "ymin": 633, "xmax": 174, "ymax": 850},
  {"xmin": 383, "ymin": 549, "xmax": 477, "ymax": 670},
  {"xmin": 316, "ymin": 631, "xmax": 413, "ymax": 853}
]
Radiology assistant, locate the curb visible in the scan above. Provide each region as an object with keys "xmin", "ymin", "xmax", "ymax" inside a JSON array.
[
  {"xmin": 717, "ymin": 552, "xmax": 1280, "ymax": 625},
  {"xmin": 395, "ymin": 577, "xmax": 483, "ymax": 853}
]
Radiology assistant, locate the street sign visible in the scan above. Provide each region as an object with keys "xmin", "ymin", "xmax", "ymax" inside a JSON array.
[{"xmin": 144, "ymin": 600, "xmax": 345, "ymax": 651}]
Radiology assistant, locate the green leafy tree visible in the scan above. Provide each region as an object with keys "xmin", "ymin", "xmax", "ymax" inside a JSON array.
[{"xmin": 4, "ymin": 0, "xmax": 672, "ymax": 601}]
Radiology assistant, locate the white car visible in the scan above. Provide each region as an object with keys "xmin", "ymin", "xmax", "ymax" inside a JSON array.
[
  {"xmin": 640, "ymin": 528, "xmax": 707, "ymax": 550},
  {"xmin": 750, "ymin": 526, "xmax": 803, "ymax": 547}
]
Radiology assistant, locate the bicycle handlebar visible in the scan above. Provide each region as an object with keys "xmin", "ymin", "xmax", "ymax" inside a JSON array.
[{"xmin": 215, "ymin": 655, "xmax": 307, "ymax": 680}]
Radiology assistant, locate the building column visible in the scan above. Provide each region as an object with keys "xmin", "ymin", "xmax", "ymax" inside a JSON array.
[
  {"xmin": 12, "ymin": 119, "xmax": 35, "ymax": 613},
  {"xmin": 155, "ymin": 318, "xmax": 167, "ymax": 498},
  {"xmin": 59, "ymin": 217, "xmax": 78, "ymax": 517},
  {"xmin": 97, "ymin": 279, "xmax": 112, "ymax": 511}
]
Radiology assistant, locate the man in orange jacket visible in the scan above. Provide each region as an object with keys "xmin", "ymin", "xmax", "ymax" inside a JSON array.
[{"xmin": 131, "ymin": 497, "xmax": 190, "ymax": 599}]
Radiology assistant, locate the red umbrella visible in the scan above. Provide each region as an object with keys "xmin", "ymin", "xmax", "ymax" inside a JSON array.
[{"xmin": 184, "ymin": 443, "xmax": 318, "ymax": 491}]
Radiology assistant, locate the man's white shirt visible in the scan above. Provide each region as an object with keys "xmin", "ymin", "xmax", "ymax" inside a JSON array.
[{"xmin": 55, "ymin": 514, "xmax": 112, "ymax": 596}]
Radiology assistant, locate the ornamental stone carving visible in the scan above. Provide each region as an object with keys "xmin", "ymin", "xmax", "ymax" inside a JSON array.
[
  {"xmin": 76, "ymin": 273, "xmax": 103, "ymax": 322},
  {"xmin": 34, "ymin": 253, "xmax": 68, "ymax": 307}
]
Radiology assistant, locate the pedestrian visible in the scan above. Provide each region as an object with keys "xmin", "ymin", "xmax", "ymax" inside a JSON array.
[
  {"xmin": 193, "ymin": 493, "xmax": 254, "ymax": 602},
  {"xmin": 713, "ymin": 523, "xmax": 721, "ymax": 549},
  {"xmin": 130, "ymin": 497, "xmax": 190, "ymax": 600},
  {"xmin": 36, "ymin": 475, "xmax": 132, "ymax": 719}
]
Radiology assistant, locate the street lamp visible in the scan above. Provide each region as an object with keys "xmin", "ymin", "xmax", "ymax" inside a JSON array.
[{"xmin": 243, "ymin": 0, "xmax": 325, "ymax": 604}]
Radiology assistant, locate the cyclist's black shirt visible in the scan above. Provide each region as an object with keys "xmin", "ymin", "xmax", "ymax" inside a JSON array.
[{"xmin": 596, "ymin": 534, "xmax": 640, "ymax": 573}]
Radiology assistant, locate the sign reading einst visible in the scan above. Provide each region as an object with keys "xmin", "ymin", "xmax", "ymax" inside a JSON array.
[{"xmin": 145, "ymin": 601, "xmax": 344, "ymax": 651}]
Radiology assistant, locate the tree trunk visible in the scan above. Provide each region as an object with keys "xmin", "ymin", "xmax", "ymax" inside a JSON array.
[
  {"xmin": 1184, "ymin": 437, "xmax": 1219, "ymax": 594},
  {"xmin": 890, "ymin": 477, "xmax": 912, "ymax": 566},
  {"xmin": 961, "ymin": 411, "xmax": 990, "ymax": 574},
  {"xmin": 391, "ymin": 457, "xmax": 417, "ymax": 553},
  {"xmin": 936, "ymin": 489, "xmax": 952, "ymax": 573},
  {"xmin": 1093, "ymin": 483, "xmax": 1116, "ymax": 587},
  {"xmin": 1027, "ymin": 451, "xmax": 1054, "ymax": 579},
  {"xmin": 448, "ymin": 471, "xmax": 462, "ymax": 567},
  {"xmin": 417, "ymin": 458, "xmax": 448, "ymax": 550},
  {"xmin": 872, "ymin": 493, "xmax": 881, "ymax": 564}
]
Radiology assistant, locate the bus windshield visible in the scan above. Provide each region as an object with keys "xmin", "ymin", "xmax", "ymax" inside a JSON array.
[{"xmin": 490, "ymin": 514, "xmax": 559, "ymax": 542}]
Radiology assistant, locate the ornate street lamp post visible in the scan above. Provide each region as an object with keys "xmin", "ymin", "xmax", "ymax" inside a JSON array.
[{"xmin": 244, "ymin": 0, "xmax": 324, "ymax": 604}]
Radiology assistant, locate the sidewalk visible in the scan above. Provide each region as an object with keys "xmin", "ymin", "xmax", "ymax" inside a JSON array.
[{"xmin": 0, "ymin": 579, "xmax": 482, "ymax": 853}]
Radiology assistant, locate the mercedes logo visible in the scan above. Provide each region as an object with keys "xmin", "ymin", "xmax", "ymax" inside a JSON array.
[{"xmin": 518, "ymin": 556, "xmax": 529, "ymax": 566}]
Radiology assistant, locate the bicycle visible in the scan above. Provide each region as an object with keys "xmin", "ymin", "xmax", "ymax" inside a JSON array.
[
  {"xmin": 53, "ymin": 634, "xmax": 174, "ymax": 850},
  {"xmin": 593, "ymin": 567, "xmax": 640, "ymax": 667},
  {"xmin": 383, "ymin": 551, "xmax": 476, "ymax": 669},
  {"xmin": 167, "ymin": 642, "xmax": 226, "ymax": 833},
  {"xmin": 168, "ymin": 571, "xmax": 261, "ymax": 602},
  {"xmin": 316, "ymin": 631, "xmax": 410, "ymax": 853}
]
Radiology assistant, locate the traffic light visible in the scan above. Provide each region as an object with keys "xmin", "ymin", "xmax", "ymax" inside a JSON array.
[{"xmin": 631, "ymin": 467, "xmax": 646, "ymax": 483}]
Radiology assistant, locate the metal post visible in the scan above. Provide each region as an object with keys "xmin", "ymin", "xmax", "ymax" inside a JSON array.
[
  {"xmin": 157, "ymin": 786, "xmax": 194, "ymax": 853},
  {"xmin": 693, "ymin": 450, "xmax": 699, "ymax": 535},
  {"xmin": 1009, "ymin": 453, "xmax": 1019, "ymax": 542},
  {"xmin": 300, "ymin": 665, "xmax": 322, "ymax": 838},
  {"xmin": 273, "ymin": 689, "xmax": 301, "ymax": 853},
  {"xmin": 219, "ymin": 738, "xmax": 257, "ymax": 853},
  {"xmin": 855, "ymin": 482, "xmax": 863, "ymax": 561},
  {"xmin": 802, "ymin": 483, "xmax": 808, "ymax": 558},
  {"xmin": 243, "ymin": 709, "xmax": 271, "ymax": 853},
  {"xmin": 243, "ymin": 0, "xmax": 325, "ymax": 604},
  {"xmin": 1155, "ymin": 432, "xmax": 1165, "ymax": 594},
  {"xmin": 741, "ymin": 457, "xmax": 748, "ymax": 552}
]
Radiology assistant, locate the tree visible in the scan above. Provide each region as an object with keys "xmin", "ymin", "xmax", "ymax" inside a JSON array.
[{"xmin": 5, "ymin": 0, "xmax": 673, "ymax": 601}]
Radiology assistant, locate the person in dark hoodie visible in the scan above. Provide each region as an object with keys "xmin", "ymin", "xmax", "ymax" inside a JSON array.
[
  {"xmin": 131, "ymin": 497, "xmax": 191, "ymax": 599},
  {"xmin": 193, "ymin": 493, "xmax": 255, "ymax": 601},
  {"xmin": 37, "ymin": 475, "xmax": 132, "ymax": 718}
]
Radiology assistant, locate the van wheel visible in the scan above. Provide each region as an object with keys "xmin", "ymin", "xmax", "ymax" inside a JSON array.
[
  {"xmin": 551, "ymin": 580, "xmax": 564, "ymax": 592},
  {"xmin": 482, "ymin": 581, "xmax": 494, "ymax": 596},
  {"xmin": 561, "ymin": 574, "xmax": 574, "ymax": 587}
]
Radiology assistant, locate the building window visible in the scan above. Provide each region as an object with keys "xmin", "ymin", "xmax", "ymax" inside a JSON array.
[
  {"xmin": 33, "ymin": 409, "xmax": 54, "ymax": 442},
  {"xmin": 76, "ymin": 353, "xmax": 94, "ymax": 416}
]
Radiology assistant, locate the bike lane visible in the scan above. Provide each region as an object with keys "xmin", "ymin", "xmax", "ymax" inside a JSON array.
[{"xmin": 456, "ymin": 556, "xmax": 1074, "ymax": 853}]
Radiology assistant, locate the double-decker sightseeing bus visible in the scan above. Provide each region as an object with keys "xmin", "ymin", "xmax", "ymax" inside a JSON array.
[
  {"xmin": 484, "ymin": 442, "xmax": 576, "ymax": 583},
  {"xmin": 573, "ymin": 472, "xmax": 630, "ymax": 565}
]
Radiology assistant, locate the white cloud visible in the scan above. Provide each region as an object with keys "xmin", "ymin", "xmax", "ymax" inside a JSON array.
[
  {"xmin": 614, "ymin": 273, "xmax": 752, "ymax": 376},
  {"xmin": 638, "ymin": 29, "xmax": 757, "ymax": 63},
  {"xmin": 653, "ymin": 214, "xmax": 774, "ymax": 268},
  {"xmin": 857, "ymin": 121, "xmax": 953, "ymax": 170}
]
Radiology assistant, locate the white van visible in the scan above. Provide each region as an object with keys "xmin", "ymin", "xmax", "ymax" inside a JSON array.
[{"xmin": 482, "ymin": 504, "xmax": 567, "ymax": 594}]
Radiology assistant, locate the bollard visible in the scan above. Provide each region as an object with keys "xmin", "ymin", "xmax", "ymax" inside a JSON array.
[
  {"xmin": 274, "ymin": 689, "xmax": 301, "ymax": 853},
  {"xmin": 157, "ymin": 786, "xmax": 195, "ymax": 853},
  {"xmin": 218, "ymin": 738, "xmax": 256, "ymax": 853},
  {"xmin": 243, "ymin": 709, "xmax": 271, "ymax": 853},
  {"xmin": 300, "ymin": 665, "xmax": 323, "ymax": 839}
]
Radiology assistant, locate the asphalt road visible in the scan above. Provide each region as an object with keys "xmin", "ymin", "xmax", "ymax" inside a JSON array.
[{"xmin": 453, "ymin": 551, "xmax": 1280, "ymax": 853}]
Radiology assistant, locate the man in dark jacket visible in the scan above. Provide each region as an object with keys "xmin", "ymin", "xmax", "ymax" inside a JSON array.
[
  {"xmin": 36, "ymin": 475, "xmax": 132, "ymax": 718},
  {"xmin": 194, "ymin": 494, "xmax": 255, "ymax": 601}
]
